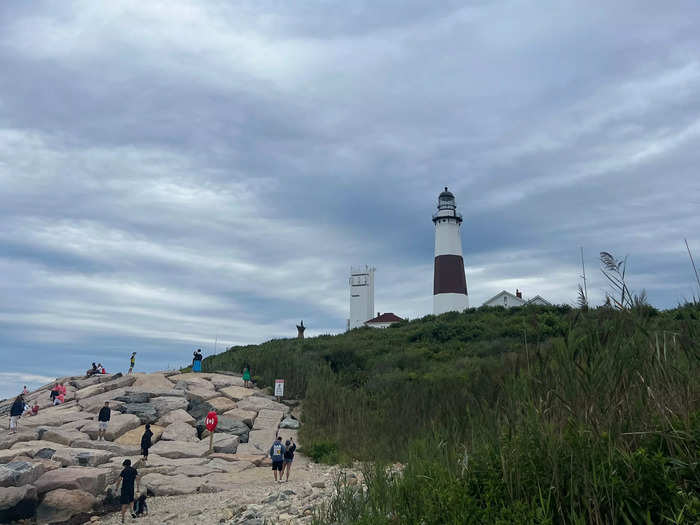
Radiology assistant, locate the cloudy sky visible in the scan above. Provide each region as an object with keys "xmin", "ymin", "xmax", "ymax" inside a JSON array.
[{"xmin": 1, "ymin": 1, "xmax": 699, "ymax": 398}]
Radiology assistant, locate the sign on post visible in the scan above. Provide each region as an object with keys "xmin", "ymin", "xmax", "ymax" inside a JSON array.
[
  {"xmin": 274, "ymin": 379, "xmax": 285, "ymax": 398},
  {"xmin": 205, "ymin": 411, "xmax": 218, "ymax": 452}
]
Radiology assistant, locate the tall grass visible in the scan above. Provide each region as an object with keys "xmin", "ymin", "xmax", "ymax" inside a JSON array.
[{"xmin": 309, "ymin": 307, "xmax": 699, "ymax": 524}]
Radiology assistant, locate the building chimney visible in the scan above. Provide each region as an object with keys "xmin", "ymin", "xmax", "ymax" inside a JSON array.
[{"xmin": 516, "ymin": 289, "xmax": 522, "ymax": 299}]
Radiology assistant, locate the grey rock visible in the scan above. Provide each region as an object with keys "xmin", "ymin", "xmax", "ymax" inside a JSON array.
[
  {"xmin": 151, "ymin": 395, "xmax": 188, "ymax": 415},
  {"xmin": 114, "ymin": 391, "xmax": 152, "ymax": 404},
  {"xmin": 34, "ymin": 448, "xmax": 57, "ymax": 460},
  {"xmin": 35, "ymin": 488, "xmax": 96, "ymax": 523},
  {"xmin": 279, "ymin": 416, "xmax": 300, "ymax": 429},
  {"xmin": 0, "ymin": 485, "xmax": 38, "ymax": 522},
  {"xmin": 200, "ymin": 416, "xmax": 250, "ymax": 442},
  {"xmin": 0, "ymin": 461, "xmax": 45, "ymax": 487},
  {"xmin": 34, "ymin": 467, "xmax": 107, "ymax": 495},
  {"xmin": 187, "ymin": 398, "xmax": 215, "ymax": 421},
  {"xmin": 118, "ymin": 402, "xmax": 158, "ymax": 424}
]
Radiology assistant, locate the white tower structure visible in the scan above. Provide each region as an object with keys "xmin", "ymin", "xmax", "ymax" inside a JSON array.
[
  {"xmin": 433, "ymin": 187, "xmax": 469, "ymax": 314},
  {"xmin": 348, "ymin": 265, "xmax": 375, "ymax": 330}
]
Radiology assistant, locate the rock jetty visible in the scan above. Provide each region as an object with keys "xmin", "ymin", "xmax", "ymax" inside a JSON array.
[{"xmin": 0, "ymin": 371, "xmax": 360, "ymax": 524}]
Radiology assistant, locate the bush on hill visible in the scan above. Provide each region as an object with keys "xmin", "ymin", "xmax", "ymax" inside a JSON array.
[{"xmin": 203, "ymin": 304, "xmax": 700, "ymax": 523}]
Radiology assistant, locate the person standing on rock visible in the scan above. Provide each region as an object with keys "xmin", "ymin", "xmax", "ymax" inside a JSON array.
[
  {"xmin": 242, "ymin": 364, "xmax": 251, "ymax": 388},
  {"xmin": 8, "ymin": 395, "xmax": 24, "ymax": 434},
  {"xmin": 97, "ymin": 401, "xmax": 111, "ymax": 441},
  {"xmin": 283, "ymin": 437, "xmax": 296, "ymax": 482},
  {"xmin": 115, "ymin": 459, "xmax": 139, "ymax": 524},
  {"xmin": 192, "ymin": 348, "xmax": 203, "ymax": 372},
  {"xmin": 140, "ymin": 423, "xmax": 153, "ymax": 462},
  {"xmin": 269, "ymin": 436, "xmax": 286, "ymax": 483},
  {"xmin": 128, "ymin": 352, "xmax": 136, "ymax": 374}
]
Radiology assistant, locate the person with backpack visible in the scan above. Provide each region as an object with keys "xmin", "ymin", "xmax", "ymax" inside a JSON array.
[
  {"xmin": 9, "ymin": 395, "xmax": 24, "ymax": 434},
  {"xmin": 268, "ymin": 436, "xmax": 286, "ymax": 483},
  {"xmin": 283, "ymin": 437, "xmax": 297, "ymax": 482}
]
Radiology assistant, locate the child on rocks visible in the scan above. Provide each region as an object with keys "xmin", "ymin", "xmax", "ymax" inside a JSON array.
[{"xmin": 131, "ymin": 493, "xmax": 148, "ymax": 518}]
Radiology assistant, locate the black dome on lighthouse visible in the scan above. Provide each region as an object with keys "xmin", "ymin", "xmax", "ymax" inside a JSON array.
[{"xmin": 439, "ymin": 187, "xmax": 454, "ymax": 200}]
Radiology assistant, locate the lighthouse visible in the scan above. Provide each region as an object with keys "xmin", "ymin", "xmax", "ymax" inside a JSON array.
[{"xmin": 432, "ymin": 187, "xmax": 469, "ymax": 314}]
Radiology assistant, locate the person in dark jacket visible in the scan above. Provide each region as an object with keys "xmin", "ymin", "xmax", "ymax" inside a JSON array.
[
  {"xmin": 283, "ymin": 437, "xmax": 297, "ymax": 482},
  {"xmin": 9, "ymin": 395, "xmax": 24, "ymax": 434},
  {"xmin": 97, "ymin": 401, "xmax": 111, "ymax": 441},
  {"xmin": 141, "ymin": 424, "xmax": 153, "ymax": 461}
]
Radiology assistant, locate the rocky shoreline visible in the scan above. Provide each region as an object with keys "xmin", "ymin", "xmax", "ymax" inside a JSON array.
[{"xmin": 0, "ymin": 371, "xmax": 360, "ymax": 524}]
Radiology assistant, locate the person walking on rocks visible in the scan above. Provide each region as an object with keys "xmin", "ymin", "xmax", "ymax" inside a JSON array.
[
  {"xmin": 115, "ymin": 459, "xmax": 139, "ymax": 524},
  {"xmin": 283, "ymin": 437, "xmax": 296, "ymax": 482},
  {"xmin": 128, "ymin": 352, "xmax": 136, "ymax": 374},
  {"xmin": 8, "ymin": 395, "xmax": 24, "ymax": 434},
  {"xmin": 242, "ymin": 364, "xmax": 251, "ymax": 388},
  {"xmin": 141, "ymin": 423, "xmax": 153, "ymax": 462},
  {"xmin": 97, "ymin": 401, "xmax": 111, "ymax": 441},
  {"xmin": 269, "ymin": 435, "xmax": 286, "ymax": 483}
]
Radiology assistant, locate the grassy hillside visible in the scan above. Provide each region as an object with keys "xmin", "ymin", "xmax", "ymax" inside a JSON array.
[{"xmin": 203, "ymin": 304, "xmax": 699, "ymax": 524}]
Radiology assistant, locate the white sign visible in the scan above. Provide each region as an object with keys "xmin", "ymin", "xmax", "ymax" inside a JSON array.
[{"xmin": 274, "ymin": 379, "xmax": 284, "ymax": 397}]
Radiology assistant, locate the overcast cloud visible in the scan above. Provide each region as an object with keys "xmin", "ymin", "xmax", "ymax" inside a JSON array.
[{"xmin": 1, "ymin": 1, "xmax": 699, "ymax": 398}]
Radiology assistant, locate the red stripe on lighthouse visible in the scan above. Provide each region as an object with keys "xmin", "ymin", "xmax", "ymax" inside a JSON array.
[{"xmin": 433, "ymin": 255, "xmax": 467, "ymax": 295}]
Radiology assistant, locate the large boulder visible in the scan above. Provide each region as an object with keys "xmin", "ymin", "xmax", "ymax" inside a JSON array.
[
  {"xmin": 74, "ymin": 383, "xmax": 107, "ymax": 400},
  {"xmin": 35, "ymin": 488, "xmax": 96, "ymax": 524},
  {"xmin": 219, "ymin": 386, "xmax": 255, "ymax": 402},
  {"xmin": 208, "ymin": 458, "xmax": 254, "ymax": 473},
  {"xmin": 114, "ymin": 391, "xmax": 152, "ymax": 404},
  {"xmin": 223, "ymin": 408, "xmax": 257, "ymax": 427},
  {"xmin": 252, "ymin": 409, "xmax": 284, "ymax": 430},
  {"xmin": 237, "ymin": 396, "xmax": 288, "ymax": 413},
  {"xmin": 78, "ymin": 387, "xmax": 130, "ymax": 412},
  {"xmin": 149, "ymin": 441, "xmax": 209, "ymax": 459},
  {"xmin": 37, "ymin": 427, "xmax": 88, "ymax": 446},
  {"xmin": 34, "ymin": 467, "xmax": 107, "ymax": 495},
  {"xmin": 140, "ymin": 473, "xmax": 203, "ymax": 496},
  {"xmin": 71, "ymin": 376, "xmax": 102, "ymax": 390},
  {"xmin": 0, "ymin": 485, "xmax": 38, "ymax": 522},
  {"xmin": 185, "ymin": 384, "xmax": 218, "ymax": 402},
  {"xmin": 21, "ymin": 408, "xmax": 89, "ymax": 428},
  {"xmin": 210, "ymin": 375, "xmax": 244, "ymax": 389},
  {"xmin": 247, "ymin": 430, "xmax": 277, "ymax": 453},
  {"xmin": 207, "ymin": 396, "xmax": 237, "ymax": 413},
  {"xmin": 115, "ymin": 424, "xmax": 164, "ymax": 447},
  {"xmin": 187, "ymin": 398, "xmax": 215, "ymax": 421},
  {"xmin": 0, "ymin": 461, "xmax": 45, "ymax": 487},
  {"xmin": 205, "ymin": 416, "xmax": 250, "ymax": 442},
  {"xmin": 150, "ymin": 396, "xmax": 188, "ymax": 415},
  {"xmin": 71, "ymin": 439, "xmax": 140, "ymax": 456},
  {"xmin": 131, "ymin": 373, "xmax": 174, "ymax": 393},
  {"xmin": 51, "ymin": 447, "xmax": 115, "ymax": 467},
  {"xmin": 162, "ymin": 422, "xmax": 198, "ymax": 442},
  {"xmin": 0, "ymin": 430, "xmax": 39, "ymax": 450},
  {"xmin": 157, "ymin": 409, "xmax": 195, "ymax": 427},
  {"xmin": 82, "ymin": 413, "xmax": 141, "ymax": 441},
  {"xmin": 210, "ymin": 433, "xmax": 239, "ymax": 454},
  {"xmin": 118, "ymin": 403, "xmax": 158, "ymax": 424}
]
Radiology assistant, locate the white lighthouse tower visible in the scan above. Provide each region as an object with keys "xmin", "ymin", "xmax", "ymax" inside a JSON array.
[
  {"xmin": 348, "ymin": 265, "xmax": 375, "ymax": 330},
  {"xmin": 432, "ymin": 187, "xmax": 469, "ymax": 314}
]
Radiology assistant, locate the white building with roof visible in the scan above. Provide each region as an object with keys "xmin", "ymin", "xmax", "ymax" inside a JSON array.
[{"xmin": 482, "ymin": 289, "xmax": 551, "ymax": 308}]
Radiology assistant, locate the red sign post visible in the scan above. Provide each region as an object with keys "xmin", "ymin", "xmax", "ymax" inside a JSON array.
[{"xmin": 205, "ymin": 411, "xmax": 218, "ymax": 452}]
